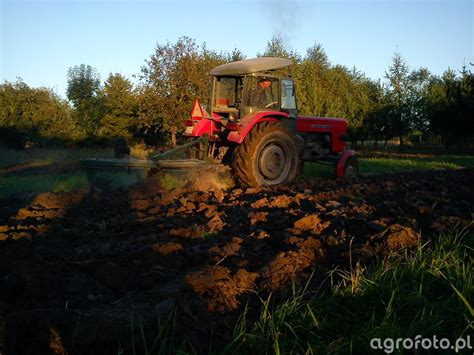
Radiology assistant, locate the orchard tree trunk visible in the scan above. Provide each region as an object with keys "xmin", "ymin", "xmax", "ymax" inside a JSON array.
[{"xmin": 171, "ymin": 128, "xmax": 177, "ymax": 147}]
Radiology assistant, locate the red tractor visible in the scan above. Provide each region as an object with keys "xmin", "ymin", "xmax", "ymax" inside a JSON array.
[
  {"xmin": 83, "ymin": 57, "xmax": 358, "ymax": 187},
  {"xmin": 163, "ymin": 57, "xmax": 357, "ymax": 186}
]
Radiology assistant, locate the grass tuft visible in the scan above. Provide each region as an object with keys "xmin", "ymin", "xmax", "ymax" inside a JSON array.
[{"xmin": 223, "ymin": 227, "xmax": 473, "ymax": 354}]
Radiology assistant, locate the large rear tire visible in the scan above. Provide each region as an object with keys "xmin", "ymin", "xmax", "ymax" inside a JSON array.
[{"xmin": 232, "ymin": 121, "xmax": 301, "ymax": 186}]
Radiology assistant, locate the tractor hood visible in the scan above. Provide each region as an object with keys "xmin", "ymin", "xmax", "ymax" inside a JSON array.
[{"xmin": 210, "ymin": 57, "xmax": 292, "ymax": 76}]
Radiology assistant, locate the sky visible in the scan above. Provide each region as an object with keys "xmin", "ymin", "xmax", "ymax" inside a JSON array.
[{"xmin": 1, "ymin": 0, "xmax": 473, "ymax": 98}]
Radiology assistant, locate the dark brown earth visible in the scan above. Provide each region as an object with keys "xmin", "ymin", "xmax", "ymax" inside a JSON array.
[{"xmin": 0, "ymin": 168, "xmax": 473, "ymax": 354}]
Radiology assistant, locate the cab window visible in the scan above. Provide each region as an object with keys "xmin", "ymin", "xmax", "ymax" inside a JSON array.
[
  {"xmin": 244, "ymin": 76, "xmax": 279, "ymax": 109},
  {"xmin": 281, "ymin": 79, "xmax": 296, "ymax": 110},
  {"xmin": 215, "ymin": 77, "xmax": 237, "ymax": 107}
]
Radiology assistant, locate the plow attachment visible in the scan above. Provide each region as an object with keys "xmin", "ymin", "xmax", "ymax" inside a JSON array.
[
  {"xmin": 80, "ymin": 137, "xmax": 229, "ymax": 191},
  {"xmin": 150, "ymin": 136, "xmax": 228, "ymax": 172}
]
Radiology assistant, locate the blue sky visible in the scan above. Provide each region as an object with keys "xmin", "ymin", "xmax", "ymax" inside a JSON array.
[{"xmin": 1, "ymin": 0, "xmax": 472, "ymax": 98}]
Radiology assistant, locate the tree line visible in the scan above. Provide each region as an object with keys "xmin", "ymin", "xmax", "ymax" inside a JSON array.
[{"xmin": 1, "ymin": 35, "xmax": 472, "ymax": 150}]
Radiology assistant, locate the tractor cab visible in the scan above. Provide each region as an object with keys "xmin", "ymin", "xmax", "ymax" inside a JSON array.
[{"xmin": 209, "ymin": 58, "xmax": 297, "ymax": 125}]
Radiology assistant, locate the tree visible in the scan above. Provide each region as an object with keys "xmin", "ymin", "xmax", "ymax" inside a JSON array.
[
  {"xmin": 364, "ymin": 81, "xmax": 394, "ymax": 148},
  {"xmin": 139, "ymin": 37, "xmax": 226, "ymax": 146},
  {"xmin": 384, "ymin": 52, "xmax": 411, "ymax": 149},
  {"xmin": 259, "ymin": 34, "xmax": 301, "ymax": 62},
  {"xmin": 407, "ymin": 68, "xmax": 431, "ymax": 137},
  {"xmin": 305, "ymin": 43, "xmax": 330, "ymax": 69},
  {"xmin": 427, "ymin": 66, "xmax": 474, "ymax": 148},
  {"xmin": 66, "ymin": 64, "xmax": 103, "ymax": 136},
  {"xmin": 298, "ymin": 50, "xmax": 378, "ymax": 148},
  {"xmin": 227, "ymin": 48, "xmax": 246, "ymax": 62},
  {"xmin": 295, "ymin": 43, "xmax": 330, "ymax": 116},
  {"xmin": 98, "ymin": 73, "xmax": 138, "ymax": 140},
  {"xmin": 0, "ymin": 79, "xmax": 76, "ymax": 147},
  {"xmin": 457, "ymin": 66, "xmax": 474, "ymax": 144}
]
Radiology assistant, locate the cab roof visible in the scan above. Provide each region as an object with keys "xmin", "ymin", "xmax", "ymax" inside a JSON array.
[{"xmin": 210, "ymin": 57, "xmax": 292, "ymax": 76}]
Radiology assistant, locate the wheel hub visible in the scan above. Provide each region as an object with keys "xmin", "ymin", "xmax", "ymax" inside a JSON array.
[
  {"xmin": 258, "ymin": 144, "xmax": 288, "ymax": 181},
  {"xmin": 345, "ymin": 165, "xmax": 354, "ymax": 177}
]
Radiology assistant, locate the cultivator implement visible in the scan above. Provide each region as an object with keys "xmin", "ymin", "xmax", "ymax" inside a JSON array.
[{"xmin": 80, "ymin": 136, "xmax": 229, "ymax": 175}]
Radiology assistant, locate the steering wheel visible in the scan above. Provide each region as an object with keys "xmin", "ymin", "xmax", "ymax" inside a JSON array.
[{"xmin": 264, "ymin": 101, "xmax": 278, "ymax": 109}]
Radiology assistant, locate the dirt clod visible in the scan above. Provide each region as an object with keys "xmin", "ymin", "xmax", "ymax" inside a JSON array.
[
  {"xmin": 152, "ymin": 242, "xmax": 184, "ymax": 255},
  {"xmin": 294, "ymin": 214, "xmax": 330, "ymax": 233},
  {"xmin": 0, "ymin": 168, "xmax": 472, "ymax": 354},
  {"xmin": 185, "ymin": 266, "xmax": 258, "ymax": 312}
]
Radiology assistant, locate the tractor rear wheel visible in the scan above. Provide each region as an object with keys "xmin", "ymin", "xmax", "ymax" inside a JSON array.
[{"xmin": 232, "ymin": 121, "xmax": 301, "ymax": 186}]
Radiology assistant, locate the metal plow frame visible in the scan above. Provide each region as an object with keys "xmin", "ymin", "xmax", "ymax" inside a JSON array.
[{"xmin": 80, "ymin": 136, "xmax": 229, "ymax": 173}]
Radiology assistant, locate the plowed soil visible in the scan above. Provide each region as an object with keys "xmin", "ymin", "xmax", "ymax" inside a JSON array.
[{"xmin": 1, "ymin": 168, "xmax": 473, "ymax": 354}]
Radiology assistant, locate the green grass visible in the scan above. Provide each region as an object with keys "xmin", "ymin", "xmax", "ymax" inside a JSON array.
[
  {"xmin": 0, "ymin": 147, "xmax": 150, "ymax": 197},
  {"xmin": 0, "ymin": 171, "xmax": 141, "ymax": 197},
  {"xmin": 0, "ymin": 173, "xmax": 87, "ymax": 195},
  {"xmin": 358, "ymin": 141, "xmax": 474, "ymax": 155},
  {"xmin": 0, "ymin": 147, "xmax": 114, "ymax": 169},
  {"xmin": 223, "ymin": 227, "xmax": 473, "ymax": 354},
  {"xmin": 359, "ymin": 155, "xmax": 474, "ymax": 175},
  {"xmin": 301, "ymin": 155, "xmax": 474, "ymax": 179}
]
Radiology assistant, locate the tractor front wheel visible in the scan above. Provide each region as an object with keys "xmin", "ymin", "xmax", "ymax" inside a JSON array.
[
  {"xmin": 343, "ymin": 156, "xmax": 359, "ymax": 178},
  {"xmin": 232, "ymin": 122, "xmax": 301, "ymax": 186}
]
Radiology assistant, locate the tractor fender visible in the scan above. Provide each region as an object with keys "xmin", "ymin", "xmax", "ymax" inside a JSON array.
[
  {"xmin": 227, "ymin": 111, "xmax": 289, "ymax": 144},
  {"xmin": 336, "ymin": 150, "xmax": 357, "ymax": 177}
]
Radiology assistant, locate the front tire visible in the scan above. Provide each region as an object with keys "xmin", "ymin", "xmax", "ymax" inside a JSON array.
[
  {"xmin": 343, "ymin": 156, "xmax": 359, "ymax": 178},
  {"xmin": 232, "ymin": 122, "xmax": 301, "ymax": 186}
]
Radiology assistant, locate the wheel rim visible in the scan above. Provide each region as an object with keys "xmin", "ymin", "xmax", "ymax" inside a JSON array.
[
  {"xmin": 257, "ymin": 140, "xmax": 291, "ymax": 184},
  {"xmin": 345, "ymin": 164, "xmax": 354, "ymax": 177}
]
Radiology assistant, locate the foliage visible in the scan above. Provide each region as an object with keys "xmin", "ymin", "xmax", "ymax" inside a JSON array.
[
  {"xmin": 384, "ymin": 52, "xmax": 412, "ymax": 148},
  {"xmin": 427, "ymin": 67, "xmax": 474, "ymax": 148},
  {"xmin": 66, "ymin": 64, "xmax": 104, "ymax": 137},
  {"xmin": 364, "ymin": 82, "xmax": 394, "ymax": 147},
  {"xmin": 227, "ymin": 47, "xmax": 246, "ymax": 62},
  {"xmin": 98, "ymin": 73, "xmax": 139, "ymax": 140},
  {"xmin": 139, "ymin": 37, "xmax": 226, "ymax": 146},
  {"xmin": 258, "ymin": 34, "xmax": 301, "ymax": 62},
  {"xmin": 0, "ymin": 79, "xmax": 77, "ymax": 148},
  {"xmin": 297, "ymin": 47, "xmax": 381, "ymax": 146}
]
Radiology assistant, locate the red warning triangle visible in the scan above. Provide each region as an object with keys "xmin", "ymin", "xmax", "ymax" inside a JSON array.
[{"xmin": 191, "ymin": 99, "xmax": 204, "ymax": 119}]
